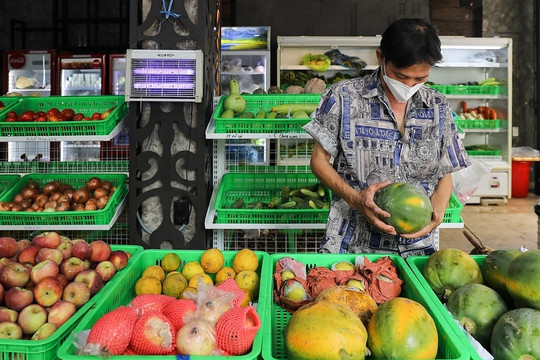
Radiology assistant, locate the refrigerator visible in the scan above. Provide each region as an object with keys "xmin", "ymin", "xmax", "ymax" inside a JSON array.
[
  {"xmin": 108, "ymin": 54, "xmax": 127, "ymax": 95},
  {"xmin": 56, "ymin": 54, "xmax": 106, "ymax": 162},
  {"xmin": 3, "ymin": 49, "xmax": 55, "ymax": 96},
  {"xmin": 56, "ymin": 54, "xmax": 106, "ymax": 96},
  {"xmin": 101, "ymin": 54, "xmax": 128, "ymax": 160},
  {"xmin": 3, "ymin": 50, "xmax": 56, "ymax": 162}
]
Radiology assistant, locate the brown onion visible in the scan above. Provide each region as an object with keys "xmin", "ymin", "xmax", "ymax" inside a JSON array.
[
  {"xmin": 73, "ymin": 189, "xmax": 90, "ymax": 204},
  {"xmin": 63, "ymin": 188, "xmax": 75, "ymax": 200},
  {"xmin": 22, "ymin": 187, "xmax": 38, "ymax": 200},
  {"xmin": 86, "ymin": 198, "xmax": 97, "ymax": 205},
  {"xmin": 0, "ymin": 202, "xmax": 11, "ymax": 211},
  {"xmin": 27, "ymin": 179, "xmax": 39, "ymax": 190},
  {"xmin": 19, "ymin": 199, "xmax": 32, "ymax": 209},
  {"xmin": 34, "ymin": 193, "xmax": 49, "ymax": 208},
  {"xmin": 59, "ymin": 184, "xmax": 74, "ymax": 193},
  {"xmin": 84, "ymin": 202, "xmax": 97, "ymax": 211},
  {"xmin": 56, "ymin": 201, "xmax": 71, "ymax": 211},
  {"xmin": 72, "ymin": 203, "xmax": 85, "ymax": 211},
  {"xmin": 101, "ymin": 181, "xmax": 113, "ymax": 191},
  {"xmin": 11, "ymin": 205, "xmax": 22, "ymax": 212},
  {"xmin": 31, "ymin": 203, "xmax": 41, "ymax": 211},
  {"xmin": 25, "ymin": 208, "xmax": 35, "ymax": 212},
  {"xmin": 42, "ymin": 181, "xmax": 60, "ymax": 195},
  {"xmin": 56, "ymin": 195, "xmax": 70, "ymax": 203},
  {"xmin": 96, "ymin": 196, "xmax": 109, "ymax": 210},
  {"xmin": 12, "ymin": 193, "xmax": 24, "ymax": 205},
  {"xmin": 44, "ymin": 201, "xmax": 57, "ymax": 209},
  {"xmin": 93, "ymin": 187, "xmax": 108, "ymax": 200},
  {"xmin": 50, "ymin": 192, "xmax": 63, "ymax": 202},
  {"xmin": 86, "ymin": 177, "xmax": 102, "ymax": 191}
]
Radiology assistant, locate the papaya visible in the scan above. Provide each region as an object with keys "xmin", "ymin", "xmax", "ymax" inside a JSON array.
[
  {"xmin": 423, "ymin": 248, "xmax": 483, "ymax": 301},
  {"xmin": 480, "ymin": 248, "xmax": 521, "ymax": 303},
  {"xmin": 506, "ymin": 249, "xmax": 540, "ymax": 310},
  {"xmin": 446, "ymin": 283, "xmax": 508, "ymax": 347},
  {"xmin": 490, "ymin": 308, "xmax": 540, "ymax": 360},
  {"xmin": 314, "ymin": 285, "xmax": 378, "ymax": 326},
  {"xmin": 284, "ymin": 300, "xmax": 367, "ymax": 360},
  {"xmin": 367, "ymin": 297, "xmax": 438, "ymax": 359},
  {"xmin": 375, "ymin": 182, "xmax": 432, "ymax": 234}
]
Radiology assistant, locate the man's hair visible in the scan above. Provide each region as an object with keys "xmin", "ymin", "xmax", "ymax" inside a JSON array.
[{"xmin": 380, "ymin": 18, "xmax": 442, "ymax": 68}]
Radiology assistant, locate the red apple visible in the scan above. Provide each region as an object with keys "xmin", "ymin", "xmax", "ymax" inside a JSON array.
[
  {"xmin": 0, "ymin": 283, "xmax": 3, "ymax": 304},
  {"xmin": 0, "ymin": 257, "xmax": 12, "ymax": 271},
  {"xmin": 33, "ymin": 276, "xmax": 63, "ymax": 307},
  {"xmin": 31, "ymin": 322, "xmax": 58, "ymax": 340},
  {"xmin": 108, "ymin": 250, "xmax": 129, "ymax": 271},
  {"xmin": 18, "ymin": 245, "xmax": 41, "ymax": 266},
  {"xmin": 17, "ymin": 239, "xmax": 32, "ymax": 253},
  {"xmin": 60, "ymin": 257, "xmax": 85, "ymax": 281},
  {"xmin": 62, "ymin": 281, "xmax": 91, "ymax": 309},
  {"xmin": 59, "ymin": 235, "xmax": 71, "ymax": 243},
  {"xmin": 89, "ymin": 240, "xmax": 111, "ymax": 263},
  {"xmin": 0, "ymin": 237, "xmax": 18, "ymax": 258},
  {"xmin": 0, "ymin": 321, "xmax": 23, "ymax": 339},
  {"xmin": 74, "ymin": 269, "xmax": 103, "ymax": 295},
  {"xmin": 56, "ymin": 241, "xmax": 73, "ymax": 259},
  {"xmin": 48, "ymin": 300, "xmax": 76, "ymax": 328},
  {"xmin": 0, "ymin": 262, "xmax": 30, "ymax": 288},
  {"xmin": 95, "ymin": 261, "xmax": 116, "ymax": 282},
  {"xmin": 56, "ymin": 273, "xmax": 69, "ymax": 289},
  {"xmin": 18, "ymin": 303, "xmax": 47, "ymax": 334},
  {"xmin": 0, "ymin": 306, "xmax": 18, "ymax": 323},
  {"xmin": 35, "ymin": 248, "xmax": 63, "ymax": 265},
  {"xmin": 32, "ymin": 232, "xmax": 62, "ymax": 249},
  {"xmin": 71, "ymin": 240, "xmax": 92, "ymax": 260},
  {"xmin": 30, "ymin": 259, "xmax": 60, "ymax": 285},
  {"xmin": 5, "ymin": 286, "xmax": 34, "ymax": 311}
]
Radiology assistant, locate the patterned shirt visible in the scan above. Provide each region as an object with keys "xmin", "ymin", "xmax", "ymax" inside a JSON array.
[{"xmin": 303, "ymin": 69, "xmax": 471, "ymax": 257}]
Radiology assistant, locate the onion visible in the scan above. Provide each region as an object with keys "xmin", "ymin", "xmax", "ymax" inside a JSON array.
[
  {"xmin": 22, "ymin": 187, "xmax": 38, "ymax": 200},
  {"xmin": 84, "ymin": 202, "xmax": 97, "ymax": 211},
  {"xmin": 0, "ymin": 202, "xmax": 11, "ymax": 211},
  {"xmin": 93, "ymin": 187, "xmax": 108, "ymax": 200},
  {"xmin": 34, "ymin": 194, "xmax": 49, "ymax": 208},
  {"xmin": 50, "ymin": 192, "xmax": 62, "ymax": 202},
  {"xmin": 73, "ymin": 189, "xmax": 90, "ymax": 204},
  {"xmin": 56, "ymin": 201, "xmax": 71, "ymax": 211},
  {"xmin": 72, "ymin": 203, "xmax": 85, "ymax": 211},
  {"xmin": 86, "ymin": 198, "xmax": 97, "ymax": 205},
  {"xmin": 19, "ymin": 199, "xmax": 32, "ymax": 209},
  {"xmin": 25, "ymin": 208, "xmax": 35, "ymax": 212},
  {"xmin": 12, "ymin": 193, "xmax": 24, "ymax": 205},
  {"xmin": 11, "ymin": 205, "xmax": 22, "ymax": 212},
  {"xmin": 64, "ymin": 188, "xmax": 75, "ymax": 200},
  {"xmin": 44, "ymin": 201, "xmax": 57, "ymax": 209},
  {"xmin": 101, "ymin": 181, "xmax": 113, "ymax": 191},
  {"xmin": 56, "ymin": 195, "xmax": 70, "ymax": 203},
  {"xmin": 42, "ymin": 181, "xmax": 60, "ymax": 195},
  {"xmin": 27, "ymin": 179, "xmax": 39, "ymax": 190},
  {"xmin": 96, "ymin": 196, "xmax": 109, "ymax": 210},
  {"xmin": 86, "ymin": 177, "xmax": 102, "ymax": 191}
]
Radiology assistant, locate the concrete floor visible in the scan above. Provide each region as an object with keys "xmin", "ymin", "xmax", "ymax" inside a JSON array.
[{"xmin": 439, "ymin": 193, "xmax": 539, "ymax": 253}]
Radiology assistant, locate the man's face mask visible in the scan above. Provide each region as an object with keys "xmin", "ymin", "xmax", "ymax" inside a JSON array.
[{"xmin": 382, "ymin": 62, "xmax": 425, "ymax": 103}]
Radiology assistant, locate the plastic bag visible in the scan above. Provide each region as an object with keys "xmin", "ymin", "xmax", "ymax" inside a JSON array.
[
  {"xmin": 451, "ymin": 158, "xmax": 491, "ymax": 205},
  {"xmin": 512, "ymin": 146, "xmax": 540, "ymax": 158}
]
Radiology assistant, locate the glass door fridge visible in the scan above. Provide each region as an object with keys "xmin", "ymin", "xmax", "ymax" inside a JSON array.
[
  {"xmin": 57, "ymin": 54, "xmax": 106, "ymax": 96},
  {"xmin": 108, "ymin": 54, "xmax": 126, "ymax": 95},
  {"xmin": 3, "ymin": 49, "xmax": 55, "ymax": 96}
]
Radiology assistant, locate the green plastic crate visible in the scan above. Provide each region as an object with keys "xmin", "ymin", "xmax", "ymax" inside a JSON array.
[
  {"xmin": 57, "ymin": 249, "xmax": 271, "ymax": 360},
  {"xmin": 213, "ymin": 94, "xmax": 321, "ymax": 133},
  {"xmin": 0, "ymin": 96, "xmax": 23, "ymax": 111},
  {"xmin": 406, "ymin": 255, "xmax": 487, "ymax": 360},
  {"xmin": 466, "ymin": 149, "xmax": 501, "ymax": 156},
  {"xmin": 0, "ymin": 173, "xmax": 127, "ymax": 226},
  {"xmin": 0, "ymin": 95, "xmax": 127, "ymax": 137},
  {"xmin": 263, "ymin": 253, "xmax": 468, "ymax": 360},
  {"xmin": 0, "ymin": 244, "xmax": 143, "ymax": 360},
  {"xmin": 0, "ymin": 174, "xmax": 21, "ymax": 198},
  {"xmin": 215, "ymin": 172, "xmax": 329, "ymax": 224},
  {"xmin": 445, "ymin": 85, "xmax": 499, "ymax": 95},
  {"xmin": 443, "ymin": 193, "xmax": 464, "ymax": 224}
]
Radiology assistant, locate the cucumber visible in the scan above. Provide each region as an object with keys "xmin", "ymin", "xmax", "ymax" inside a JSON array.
[{"xmin": 270, "ymin": 103, "xmax": 318, "ymax": 115}]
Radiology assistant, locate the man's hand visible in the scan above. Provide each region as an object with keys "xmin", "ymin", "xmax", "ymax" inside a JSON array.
[{"xmin": 348, "ymin": 181, "xmax": 397, "ymax": 235}]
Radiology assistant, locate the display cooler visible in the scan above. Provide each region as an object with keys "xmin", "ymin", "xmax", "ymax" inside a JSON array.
[
  {"xmin": 56, "ymin": 54, "xmax": 106, "ymax": 96},
  {"xmin": 56, "ymin": 54, "xmax": 108, "ymax": 163},
  {"xmin": 109, "ymin": 54, "xmax": 127, "ymax": 95},
  {"xmin": 3, "ymin": 49, "xmax": 55, "ymax": 96},
  {"xmin": 220, "ymin": 26, "xmax": 271, "ymax": 94}
]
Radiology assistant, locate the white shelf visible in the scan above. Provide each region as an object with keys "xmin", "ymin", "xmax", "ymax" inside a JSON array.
[
  {"xmin": 1, "ymin": 198, "xmax": 126, "ymax": 231},
  {"xmin": 436, "ymin": 62, "xmax": 508, "ymax": 68},
  {"xmin": 0, "ymin": 116, "xmax": 127, "ymax": 142},
  {"xmin": 280, "ymin": 65, "xmax": 378, "ymax": 71},
  {"xmin": 445, "ymin": 94, "xmax": 507, "ymax": 100}
]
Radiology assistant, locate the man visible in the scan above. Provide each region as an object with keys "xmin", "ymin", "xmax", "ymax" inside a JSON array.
[{"xmin": 303, "ymin": 18, "xmax": 470, "ymax": 257}]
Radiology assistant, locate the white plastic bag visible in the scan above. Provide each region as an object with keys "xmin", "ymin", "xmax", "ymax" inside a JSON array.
[{"xmin": 452, "ymin": 158, "xmax": 491, "ymax": 205}]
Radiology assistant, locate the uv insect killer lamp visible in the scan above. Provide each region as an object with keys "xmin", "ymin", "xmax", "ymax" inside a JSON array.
[{"xmin": 125, "ymin": 49, "xmax": 204, "ymax": 102}]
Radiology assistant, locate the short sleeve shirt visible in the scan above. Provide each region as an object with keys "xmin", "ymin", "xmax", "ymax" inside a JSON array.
[{"xmin": 303, "ymin": 69, "xmax": 471, "ymax": 257}]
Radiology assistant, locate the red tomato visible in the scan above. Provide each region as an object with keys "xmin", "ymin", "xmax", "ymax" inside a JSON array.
[
  {"xmin": 91, "ymin": 112, "xmax": 102, "ymax": 120},
  {"xmin": 46, "ymin": 108, "xmax": 61, "ymax": 119},
  {"xmin": 73, "ymin": 113, "xmax": 85, "ymax": 121},
  {"xmin": 61, "ymin": 108, "xmax": 75, "ymax": 120},
  {"xmin": 35, "ymin": 115, "xmax": 47, "ymax": 122},
  {"xmin": 6, "ymin": 111, "xmax": 18, "ymax": 118},
  {"xmin": 35, "ymin": 111, "xmax": 46, "ymax": 118},
  {"xmin": 19, "ymin": 111, "xmax": 35, "ymax": 122}
]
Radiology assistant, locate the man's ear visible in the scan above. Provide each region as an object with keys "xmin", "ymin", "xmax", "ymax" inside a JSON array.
[{"xmin": 376, "ymin": 49, "xmax": 383, "ymax": 66}]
